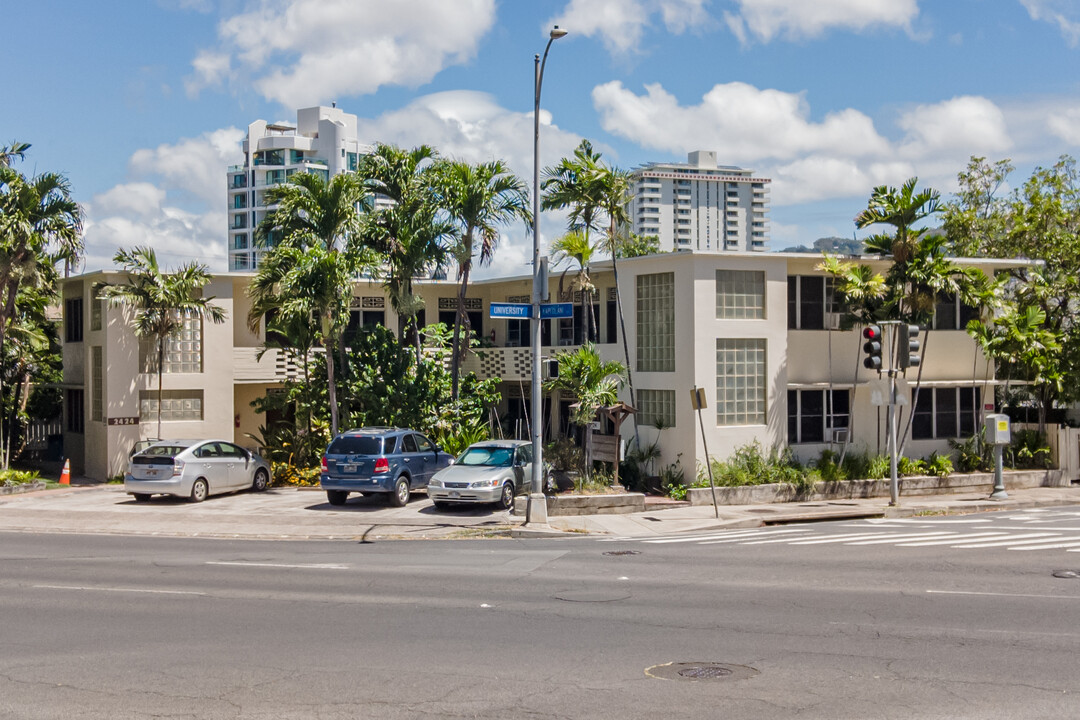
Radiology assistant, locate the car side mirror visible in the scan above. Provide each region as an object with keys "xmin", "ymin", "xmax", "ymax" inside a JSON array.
[{"xmin": 448, "ymin": 458, "xmax": 456, "ymax": 466}]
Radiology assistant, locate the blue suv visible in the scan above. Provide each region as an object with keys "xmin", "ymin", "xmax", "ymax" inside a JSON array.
[{"xmin": 320, "ymin": 428, "xmax": 454, "ymax": 507}]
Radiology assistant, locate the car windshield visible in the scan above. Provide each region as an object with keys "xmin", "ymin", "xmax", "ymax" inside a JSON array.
[
  {"xmin": 139, "ymin": 445, "xmax": 190, "ymax": 458},
  {"xmin": 457, "ymin": 447, "xmax": 514, "ymax": 467},
  {"xmin": 326, "ymin": 436, "xmax": 382, "ymax": 456}
]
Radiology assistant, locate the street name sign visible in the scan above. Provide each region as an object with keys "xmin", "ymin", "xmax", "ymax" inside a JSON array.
[
  {"xmin": 539, "ymin": 302, "xmax": 573, "ymax": 319},
  {"xmin": 489, "ymin": 302, "xmax": 531, "ymax": 319}
]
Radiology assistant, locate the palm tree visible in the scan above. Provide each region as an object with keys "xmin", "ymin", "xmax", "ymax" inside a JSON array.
[
  {"xmin": 434, "ymin": 159, "xmax": 531, "ymax": 399},
  {"xmin": 101, "ymin": 247, "xmax": 225, "ymax": 439},
  {"xmin": 550, "ymin": 230, "xmax": 599, "ymax": 343},
  {"xmin": 856, "ymin": 178, "xmax": 941, "ymax": 264},
  {"xmin": 360, "ymin": 144, "xmax": 450, "ymax": 360},
  {"xmin": 251, "ymin": 171, "xmax": 372, "ymax": 438},
  {"xmin": 544, "ymin": 343, "xmax": 625, "ymax": 483},
  {"xmin": 0, "ymin": 141, "xmax": 31, "ymax": 168}
]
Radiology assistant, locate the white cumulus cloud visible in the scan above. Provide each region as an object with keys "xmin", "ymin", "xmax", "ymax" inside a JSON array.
[
  {"xmin": 187, "ymin": 0, "xmax": 496, "ymax": 108},
  {"xmin": 547, "ymin": 0, "xmax": 712, "ymax": 55},
  {"xmin": 1021, "ymin": 0, "xmax": 1080, "ymax": 46},
  {"xmin": 1047, "ymin": 107, "xmax": 1080, "ymax": 146},
  {"xmin": 897, "ymin": 95, "xmax": 1012, "ymax": 161},
  {"xmin": 723, "ymin": 0, "xmax": 919, "ymax": 44}
]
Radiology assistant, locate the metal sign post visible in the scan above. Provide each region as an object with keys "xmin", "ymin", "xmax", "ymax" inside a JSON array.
[{"xmin": 690, "ymin": 387, "xmax": 719, "ymax": 518}]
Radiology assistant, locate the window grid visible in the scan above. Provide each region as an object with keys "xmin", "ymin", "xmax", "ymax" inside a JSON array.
[
  {"xmin": 716, "ymin": 339, "xmax": 766, "ymax": 425},
  {"xmin": 90, "ymin": 297, "xmax": 102, "ymax": 332},
  {"xmin": 139, "ymin": 390, "xmax": 204, "ymax": 422},
  {"xmin": 638, "ymin": 389, "xmax": 676, "ymax": 428},
  {"xmin": 91, "ymin": 346, "xmax": 103, "ymax": 422},
  {"xmin": 140, "ymin": 314, "xmax": 203, "ymax": 374},
  {"xmin": 716, "ymin": 270, "xmax": 765, "ymax": 319},
  {"xmin": 787, "ymin": 389, "xmax": 850, "ymax": 444},
  {"xmin": 636, "ymin": 273, "xmax": 675, "ymax": 372}
]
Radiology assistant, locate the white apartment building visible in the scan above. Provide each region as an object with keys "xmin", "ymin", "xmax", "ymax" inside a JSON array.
[
  {"xmin": 60, "ymin": 252, "xmax": 1019, "ymax": 481},
  {"xmin": 628, "ymin": 150, "xmax": 770, "ymax": 253},
  {"xmin": 227, "ymin": 105, "xmax": 381, "ymax": 271}
]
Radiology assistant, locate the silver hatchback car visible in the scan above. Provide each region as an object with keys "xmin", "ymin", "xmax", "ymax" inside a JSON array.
[{"xmin": 125, "ymin": 440, "xmax": 272, "ymax": 502}]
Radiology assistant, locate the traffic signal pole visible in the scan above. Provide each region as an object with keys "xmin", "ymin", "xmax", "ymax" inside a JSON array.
[{"xmin": 865, "ymin": 322, "xmax": 910, "ymax": 506}]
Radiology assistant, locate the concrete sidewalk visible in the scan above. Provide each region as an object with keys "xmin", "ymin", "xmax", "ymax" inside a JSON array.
[{"xmin": 1, "ymin": 479, "xmax": 1078, "ymax": 541}]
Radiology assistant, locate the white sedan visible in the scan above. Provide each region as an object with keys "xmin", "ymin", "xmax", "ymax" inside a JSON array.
[
  {"xmin": 426, "ymin": 440, "xmax": 533, "ymax": 510},
  {"xmin": 125, "ymin": 440, "xmax": 272, "ymax": 502}
]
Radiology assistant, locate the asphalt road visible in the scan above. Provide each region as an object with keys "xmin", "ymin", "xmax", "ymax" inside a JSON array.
[{"xmin": 3, "ymin": 509, "xmax": 1080, "ymax": 719}]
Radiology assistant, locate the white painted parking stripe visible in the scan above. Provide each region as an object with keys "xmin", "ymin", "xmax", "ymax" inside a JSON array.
[
  {"xmin": 695, "ymin": 529, "xmax": 814, "ymax": 545},
  {"xmin": 949, "ymin": 533, "xmax": 1063, "ymax": 549},
  {"xmin": 841, "ymin": 532, "xmax": 964, "ymax": 546},
  {"xmin": 34, "ymin": 584, "xmax": 205, "ymax": 596},
  {"xmin": 789, "ymin": 531, "xmax": 957, "ymax": 546},
  {"xmin": 205, "ymin": 561, "xmax": 349, "ymax": 570}
]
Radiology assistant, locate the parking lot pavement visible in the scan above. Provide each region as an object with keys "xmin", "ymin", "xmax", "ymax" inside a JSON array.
[{"xmin": 0, "ymin": 484, "xmax": 523, "ymax": 541}]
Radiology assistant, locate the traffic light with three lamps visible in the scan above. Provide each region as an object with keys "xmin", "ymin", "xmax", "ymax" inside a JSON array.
[
  {"xmin": 899, "ymin": 323, "xmax": 921, "ymax": 369},
  {"xmin": 862, "ymin": 325, "xmax": 883, "ymax": 371}
]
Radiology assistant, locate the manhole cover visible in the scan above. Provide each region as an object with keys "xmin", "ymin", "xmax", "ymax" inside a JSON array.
[
  {"xmin": 646, "ymin": 662, "xmax": 759, "ymax": 682},
  {"xmin": 1053, "ymin": 570, "xmax": 1080, "ymax": 579},
  {"xmin": 603, "ymin": 550, "xmax": 641, "ymax": 556}
]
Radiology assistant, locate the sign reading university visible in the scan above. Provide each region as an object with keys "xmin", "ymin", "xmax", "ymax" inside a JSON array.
[{"xmin": 489, "ymin": 302, "xmax": 574, "ymax": 319}]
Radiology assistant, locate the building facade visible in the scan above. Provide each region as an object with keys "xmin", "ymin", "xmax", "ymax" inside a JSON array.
[
  {"xmin": 627, "ymin": 150, "xmax": 770, "ymax": 253},
  {"xmin": 227, "ymin": 105, "xmax": 382, "ymax": 271},
  {"xmin": 60, "ymin": 252, "xmax": 1014, "ymax": 481}
]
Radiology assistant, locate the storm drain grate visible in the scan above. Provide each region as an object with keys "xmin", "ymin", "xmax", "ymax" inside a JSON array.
[
  {"xmin": 604, "ymin": 550, "xmax": 641, "ymax": 556},
  {"xmin": 1053, "ymin": 570, "xmax": 1080, "ymax": 579},
  {"xmin": 646, "ymin": 662, "xmax": 760, "ymax": 682}
]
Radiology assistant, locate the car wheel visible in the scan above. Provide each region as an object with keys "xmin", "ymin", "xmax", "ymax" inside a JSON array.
[
  {"xmin": 133, "ymin": 493, "xmax": 151, "ymax": 502},
  {"xmin": 189, "ymin": 478, "xmax": 209, "ymax": 503},
  {"xmin": 432, "ymin": 500, "xmax": 451, "ymax": 511},
  {"xmin": 389, "ymin": 477, "xmax": 410, "ymax": 507},
  {"xmin": 498, "ymin": 482, "xmax": 514, "ymax": 510},
  {"xmin": 252, "ymin": 469, "xmax": 269, "ymax": 492},
  {"xmin": 326, "ymin": 490, "xmax": 348, "ymax": 506}
]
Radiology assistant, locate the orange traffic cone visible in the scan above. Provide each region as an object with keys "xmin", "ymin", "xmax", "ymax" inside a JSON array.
[{"xmin": 59, "ymin": 459, "xmax": 70, "ymax": 485}]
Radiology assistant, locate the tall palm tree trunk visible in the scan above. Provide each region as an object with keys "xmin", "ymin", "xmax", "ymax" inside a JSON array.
[
  {"xmin": 324, "ymin": 312, "xmax": 340, "ymax": 438},
  {"xmin": 156, "ymin": 339, "xmax": 165, "ymax": 440},
  {"xmin": 450, "ymin": 260, "xmax": 472, "ymax": 400},
  {"xmin": 610, "ymin": 258, "xmax": 639, "ymax": 444}
]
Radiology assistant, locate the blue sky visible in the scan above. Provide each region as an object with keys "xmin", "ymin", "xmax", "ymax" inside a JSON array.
[{"xmin": 5, "ymin": 0, "xmax": 1080, "ymax": 277}]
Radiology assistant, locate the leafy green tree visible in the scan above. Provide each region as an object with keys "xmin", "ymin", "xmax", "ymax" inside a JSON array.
[
  {"xmin": 249, "ymin": 170, "xmax": 372, "ymax": 438},
  {"xmin": 360, "ymin": 143, "xmax": 451, "ymax": 361},
  {"xmin": 544, "ymin": 343, "xmax": 625, "ymax": 481},
  {"xmin": 0, "ymin": 141, "xmax": 31, "ymax": 168},
  {"xmin": 614, "ymin": 232, "xmax": 660, "ymax": 258},
  {"xmin": 433, "ymin": 159, "xmax": 530, "ymax": 399},
  {"xmin": 102, "ymin": 247, "xmax": 226, "ymax": 439}
]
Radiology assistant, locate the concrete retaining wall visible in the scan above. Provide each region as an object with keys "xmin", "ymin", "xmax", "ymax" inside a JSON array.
[
  {"xmin": 0, "ymin": 481, "xmax": 46, "ymax": 495},
  {"xmin": 687, "ymin": 469, "xmax": 1069, "ymax": 506},
  {"xmin": 513, "ymin": 493, "xmax": 646, "ymax": 516}
]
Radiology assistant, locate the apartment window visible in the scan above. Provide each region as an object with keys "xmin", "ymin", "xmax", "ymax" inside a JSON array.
[
  {"xmin": 66, "ymin": 389, "xmax": 84, "ymax": 434},
  {"xmin": 139, "ymin": 390, "xmax": 204, "ymax": 422},
  {"xmin": 232, "ymin": 194, "xmax": 247, "ymax": 209},
  {"xmin": 64, "ymin": 298, "xmax": 83, "ymax": 343},
  {"xmin": 139, "ymin": 314, "xmax": 203, "ymax": 374},
  {"xmin": 606, "ymin": 296, "xmax": 618, "ymax": 344},
  {"xmin": 788, "ymin": 276, "xmax": 845, "ymax": 330},
  {"xmin": 230, "ymin": 174, "xmax": 247, "ymax": 189},
  {"xmin": 636, "ymin": 272, "xmax": 675, "ymax": 372},
  {"xmin": 638, "ymin": 389, "xmax": 676, "ymax": 428},
  {"xmin": 787, "ymin": 389, "xmax": 850, "ymax": 444},
  {"xmin": 934, "ymin": 292, "xmax": 980, "ymax": 330},
  {"xmin": 716, "ymin": 270, "xmax": 765, "ymax": 319},
  {"xmin": 913, "ymin": 387, "xmax": 980, "ymax": 440},
  {"xmin": 716, "ymin": 339, "xmax": 766, "ymax": 425},
  {"xmin": 347, "ymin": 152, "xmax": 358, "ymax": 171},
  {"xmin": 289, "ymin": 149, "xmax": 304, "ymax": 164},
  {"xmin": 91, "ymin": 346, "xmax": 103, "ymax": 422},
  {"xmin": 90, "ymin": 294, "xmax": 102, "ymax": 332}
]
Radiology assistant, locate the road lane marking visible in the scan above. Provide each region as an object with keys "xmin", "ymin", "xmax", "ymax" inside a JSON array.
[
  {"xmin": 788, "ymin": 532, "xmax": 956, "ymax": 546},
  {"xmin": 841, "ymin": 532, "xmax": 963, "ymax": 545},
  {"xmin": 695, "ymin": 529, "xmax": 814, "ymax": 545},
  {"xmin": 205, "ymin": 561, "xmax": 349, "ymax": 570},
  {"xmin": 34, "ymin": 584, "xmax": 205, "ymax": 596},
  {"xmin": 927, "ymin": 589, "xmax": 1080, "ymax": 600},
  {"xmin": 647, "ymin": 528, "xmax": 810, "ymax": 545},
  {"xmin": 897, "ymin": 532, "xmax": 1015, "ymax": 547},
  {"xmin": 1009, "ymin": 540, "xmax": 1080, "ymax": 550},
  {"xmin": 949, "ymin": 533, "xmax": 1063, "ymax": 548}
]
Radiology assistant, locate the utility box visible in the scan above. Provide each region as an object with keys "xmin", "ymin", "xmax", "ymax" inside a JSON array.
[{"xmin": 985, "ymin": 414, "xmax": 1011, "ymax": 445}]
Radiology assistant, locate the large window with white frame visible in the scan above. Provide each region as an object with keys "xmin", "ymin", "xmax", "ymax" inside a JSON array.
[
  {"xmin": 787, "ymin": 276, "xmax": 845, "ymax": 330},
  {"xmin": 933, "ymin": 292, "xmax": 980, "ymax": 331},
  {"xmin": 912, "ymin": 387, "xmax": 980, "ymax": 439},
  {"xmin": 787, "ymin": 389, "xmax": 850, "ymax": 444},
  {"xmin": 636, "ymin": 272, "xmax": 675, "ymax": 372},
  {"xmin": 716, "ymin": 269, "xmax": 765, "ymax": 319},
  {"xmin": 716, "ymin": 338, "xmax": 767, "ymax": 425},
  {"xmin": 91, "ymin": 346, "xmax": 103, "ymax": 422},
  {"xmin": 638, "ymin": 389, "xmax": 676, "ymax": 428}
]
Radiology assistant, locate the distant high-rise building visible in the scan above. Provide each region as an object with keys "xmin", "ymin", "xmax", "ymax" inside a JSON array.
[
  {"xmin": 627, "ymin": 150, "xmax": 771, "ymax": 253},
  {"xmin": 226, "ymin": 105, "xmax": 380, "ymax": 271}
]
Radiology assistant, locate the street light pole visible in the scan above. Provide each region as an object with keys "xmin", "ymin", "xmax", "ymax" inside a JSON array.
[{"xmin": 527, "ymin": 25, "xmax": 567, "ymax": 526}]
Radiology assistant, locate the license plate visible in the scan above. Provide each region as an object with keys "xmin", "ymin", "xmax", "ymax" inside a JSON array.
[
  {"xmin": 450, "ymin": 491, "xmax": 459, "ymax": 498},
  {"xmin": 342, "ymin": 464, "xmax": 357, "ymax": 473},
  {"xmin": 145, "ymin": 469, "xmax": 158, "ymax": 477}
]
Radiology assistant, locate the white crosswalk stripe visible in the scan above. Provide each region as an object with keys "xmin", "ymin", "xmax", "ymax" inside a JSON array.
[{"xmin": 600, "ymin": 510, "xmax": 1080, "ymax": 554}]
